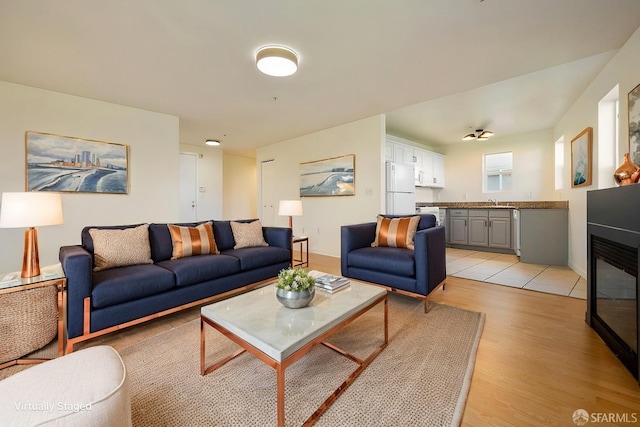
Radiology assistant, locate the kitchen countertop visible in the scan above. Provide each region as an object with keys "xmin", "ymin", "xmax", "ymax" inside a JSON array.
[{"xmin": 420, "ymin": 201, "xmax": 569, "ymax": 209}]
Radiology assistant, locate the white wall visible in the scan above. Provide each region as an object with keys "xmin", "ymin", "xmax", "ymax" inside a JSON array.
[
  {"xmin": 223, "ymin": 154, "xmax": 257, "ymax": 220},
  {"xmin": 0, "ymin": 81, "xmax": 179, "ymax": 273},
  {"xmin": 555, "ymin": 26, "xmax": 640, "ymax": 277},
  {"xmin": 179, "ymin": 143, "xmax": 223, "ymax": 220},
  {"xmin": 257, "ymin": 115, "xmax": 385, "ymax": 257},
  {"xmin": 436, "ymin": 129, "xmax": 557, "ymax": 202}
]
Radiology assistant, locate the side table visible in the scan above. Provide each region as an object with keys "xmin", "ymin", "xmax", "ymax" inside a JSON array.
[
  {"xmin": 292, "ymin": 235, "xmax": 309, "ymax": 268},
  {"xmin": 0, "ymin": 265, "xmax": 66, "ymax": 370}
]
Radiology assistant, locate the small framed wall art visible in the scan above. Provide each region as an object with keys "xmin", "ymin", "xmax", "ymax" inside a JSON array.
[
  {"xmin": 299, "ymin": 154, "xmax": 355, "ymax": 197},
  {"xmin": 26, "ymin": 131, "xmax": 129, "ymax": 194},
  {"xmin": 629, "ymin": 82, "xmax": 640, "ymax": 165},
  {"xmin": 570, "ymin": 127, "xmax": 593, "ymax": 188}
]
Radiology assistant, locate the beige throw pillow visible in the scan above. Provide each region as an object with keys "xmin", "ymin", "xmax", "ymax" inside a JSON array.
[
  {"xmin": 168, "ymin": 222, "xmax": 219, "ymax": 259},
  {"xmin": 230, "ymin": 220, "xmax": 269, "ymax": 249},
  {"xmin": 89, "ymin": 224, "xmax": 153, "ymax": 272},
  {"xmin": 371, "ymin": 215, "xmax": 420, "ymax": 250}
]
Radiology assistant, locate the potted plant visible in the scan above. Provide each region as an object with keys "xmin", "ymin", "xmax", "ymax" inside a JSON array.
[{"xmin": 275, "ymin": 267, "xmax": 316, "ymax": 308}]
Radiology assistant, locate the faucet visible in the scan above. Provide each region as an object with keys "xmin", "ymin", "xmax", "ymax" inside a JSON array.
[{"xmin": 488, "ymin": 199, "xmax": 498, "ymax": 206}]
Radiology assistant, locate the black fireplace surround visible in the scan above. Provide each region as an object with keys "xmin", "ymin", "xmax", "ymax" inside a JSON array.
[{"xmin": 587, "ymin": 186, "xmax": 640, "ymax": 382}]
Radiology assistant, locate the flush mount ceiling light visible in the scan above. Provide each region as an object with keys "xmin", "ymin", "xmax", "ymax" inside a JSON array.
[
  {"xmin": 205, "ymin": 139, "xmax": 221, "ymax": 146},
  {"xmin": 256, "ymin": 45, "xmax": 299, "ymax": 77},
  {"xmin": 462, "ymin": 129, "xmax": 494, "ymax": 141}
]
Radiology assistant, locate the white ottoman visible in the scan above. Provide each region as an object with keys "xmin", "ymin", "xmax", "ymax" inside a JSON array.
[{"xmin": 0, "ymin": 345, "xmax": 131, "ymax": 426}]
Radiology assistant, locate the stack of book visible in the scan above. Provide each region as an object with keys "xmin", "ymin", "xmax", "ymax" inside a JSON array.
[{"xmin": 315, "ymin": 274, "xmax": 350, "ymax": 293}]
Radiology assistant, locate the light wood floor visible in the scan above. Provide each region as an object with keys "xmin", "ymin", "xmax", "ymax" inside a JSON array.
[{"xmin": 77, "ymin": 253, "xmax": 640, "ymax": 426}]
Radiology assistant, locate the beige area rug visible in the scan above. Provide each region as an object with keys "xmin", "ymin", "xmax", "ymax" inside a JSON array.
[
  {"xmin": 0, "ymin": 340, "xmax": 59, "ymax": 381},
  {"xmin": 120, "ymin": 293, "xmax": 485, "ymax": 427}
]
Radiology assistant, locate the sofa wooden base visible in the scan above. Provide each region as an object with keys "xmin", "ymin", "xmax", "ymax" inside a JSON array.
[{"xmin": 66, "ymin": 278, "xmax": 274, "ymax": 353}]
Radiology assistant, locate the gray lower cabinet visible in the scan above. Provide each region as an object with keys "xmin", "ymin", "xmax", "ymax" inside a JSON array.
[
  {"xmin": 488, "ymin": 211, "xmax": 511, "ymax": 249},
  {"xmin": 447, "ymin": 209, "xmax": 512, "ymax": 250},
  {"xmin": 449, "ymin": 210, "xmax": 468, "ymax": 245},
  {"xmin": 468, "ymin": 210, "xmax": 489, "ymax": 246}
]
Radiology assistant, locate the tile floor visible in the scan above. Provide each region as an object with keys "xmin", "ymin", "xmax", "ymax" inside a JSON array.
[{"xmin": 446, "ymin": 248, "xmax": 586, "ymax": 299}]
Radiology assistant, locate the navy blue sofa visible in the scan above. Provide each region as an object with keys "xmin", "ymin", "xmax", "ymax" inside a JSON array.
[
  {"xmin": 341, "ymin": 214, "xmax": 446, "ymax": 311},
  {"xmin": 59, "ymin": 219, "xmax": 291, "ymax": 352}
]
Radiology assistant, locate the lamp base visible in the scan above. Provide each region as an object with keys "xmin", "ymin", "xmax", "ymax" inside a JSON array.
[{"xmin": 22, "ymin": 227, "xmax": 41, "ymax": 278}]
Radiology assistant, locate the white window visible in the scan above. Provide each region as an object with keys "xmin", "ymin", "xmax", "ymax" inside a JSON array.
[
  {"xmin": 597, "ymin": 85, "xmax": 619, "ymax": 189},
  {"xmin": 484, "ymin": 152, "xmax": 512, "ymax": 192},
  {"xmin": 555, "ymin": 137, "xmax": 564, "ymax": 190}
]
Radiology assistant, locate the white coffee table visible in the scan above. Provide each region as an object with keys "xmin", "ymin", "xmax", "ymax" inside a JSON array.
[{"xmin": 200, "ymin": 279, "xmax": 387, "ymax": 426}]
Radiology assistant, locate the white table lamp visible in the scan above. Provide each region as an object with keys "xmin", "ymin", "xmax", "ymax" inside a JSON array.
[
  {"xmin": 0, "ymin": 192, "xmax": 64, "ymax": 278},
  {"xmin": 278, "ymin": 200, "xmax": 303, "ymax": 229}
]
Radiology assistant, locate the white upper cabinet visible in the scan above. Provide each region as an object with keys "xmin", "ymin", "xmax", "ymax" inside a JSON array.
[
  {"xmin": 385, "ymin": 141, "xmax": 394, "ymax": 162},
  {"xmin": 432, "ymin": 153, "xmax": 445, "ymax": 188},
  {"xmin": 385, "ymin": 135, "xmax": 445, "ymax": 188},
  {"xmin": 421, "ymin": 150, "xmax": 434, "ymax": 186}
]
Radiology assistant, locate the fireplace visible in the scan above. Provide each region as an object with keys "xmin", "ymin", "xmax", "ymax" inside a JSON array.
[{"xmin": 587, "ymin": 186, "xmax": 640, "ymax": 382}]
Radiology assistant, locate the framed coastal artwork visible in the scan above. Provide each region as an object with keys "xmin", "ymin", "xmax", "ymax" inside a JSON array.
[
  {"xmin": 299, "ymin": 154, "xmax": 355, "ymax": 197},
  {"xmin": 629, "ymin": 83, "xmax": 640, "ymax": 165},
  {"xmin": 25, "ymin": 131, "xmax": 129, "ymax": 194},
  {"xmin": 570, "ymin": 127, "xmax": 593, "ymax": 188}
]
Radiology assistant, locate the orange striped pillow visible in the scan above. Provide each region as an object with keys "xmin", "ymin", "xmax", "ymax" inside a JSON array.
[
  {"xmin": 371, "ymin": 215, "xmax": 420, "ymax": 250},
  {"xmin": 168, "ymin": 222, "xmax": 219, "ymax": 259}
]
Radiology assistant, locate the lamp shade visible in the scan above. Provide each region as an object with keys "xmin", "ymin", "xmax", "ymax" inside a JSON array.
[
  {"xmin": 0, "ymin": 192, "xmax": 64, "ymax": 228},
  {"xmin": 278, "ymin": 200, "xmax": 303, "ymax": 217}
]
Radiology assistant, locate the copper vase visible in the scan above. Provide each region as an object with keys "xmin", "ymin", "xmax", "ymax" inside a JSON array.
[{"xmin": 613, "ymin": 153, "xmax": 640, "ymax": 186}]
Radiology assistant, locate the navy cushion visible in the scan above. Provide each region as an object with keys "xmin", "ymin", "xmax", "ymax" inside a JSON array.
[
  {"xmin": 222, "ymin": 246, "xmax": 291, "ymax": 271},
  {"xmin": 347, "ymin": 246, "xmax": 415, "ymax": 277},
  {"xmin": 156, "ymin": 254, "xmax": 241, "ymax": 287},
  {"xmin": 92, "ymin": 264, "xmax": 176, "ymax": 309},
  {"xmin": 213, "ymin": 219, "xmax": 259, "ymax": 251}
]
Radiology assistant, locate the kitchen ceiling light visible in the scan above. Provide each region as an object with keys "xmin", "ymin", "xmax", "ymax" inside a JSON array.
[
  {"xmin": 462, "ymin": 129, "xmax": 494, "ymax": 141},
  {"xmin": 256, "ymin": 45, "xmax": 299, "ymax": 77},
  {"xmin": 205, "ymin": 139, "xmax": 221, "ymax": 146}
]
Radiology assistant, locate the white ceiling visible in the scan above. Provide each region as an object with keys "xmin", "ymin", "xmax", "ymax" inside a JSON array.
[{"xmin": 1, "ymin": 1, "xmax": 640, "ymax": 156}]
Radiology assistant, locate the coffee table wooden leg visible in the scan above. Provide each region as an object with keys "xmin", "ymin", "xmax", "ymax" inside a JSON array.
[
  {"xmin": 277, "ymin": 363, "xmax": 285, "ymax": 427},
  {"xmin": 200, "ymin": 317, "xmax": 205, "ymax": 375}
]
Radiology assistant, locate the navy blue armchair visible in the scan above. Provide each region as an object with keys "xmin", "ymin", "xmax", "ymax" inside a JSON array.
[{"xmin": 341, "ymin": 214, "xmax": 446, "ymax": 311}]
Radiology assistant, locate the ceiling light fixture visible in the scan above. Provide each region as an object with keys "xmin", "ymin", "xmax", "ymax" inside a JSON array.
[
  {"xmin": 256, "ymin": 45, "xmax": 299, "ymax": 77},
  {"xmin": 462, "ymin": 129, "xmax": 494, "ymax": 141},
  {"xmin": 205, "ymin": 139, "xmax": 221, "ymax": 146}
]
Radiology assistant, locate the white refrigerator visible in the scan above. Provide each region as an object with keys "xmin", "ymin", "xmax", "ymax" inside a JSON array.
[{"xmin": 385, "ymin": 162, "xmax": 416, "ymax": 215}]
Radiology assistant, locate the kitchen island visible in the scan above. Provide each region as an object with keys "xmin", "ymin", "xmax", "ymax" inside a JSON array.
[{"xmin": 420, "ymin": 201, "xmax": 569, "ymax": 265}]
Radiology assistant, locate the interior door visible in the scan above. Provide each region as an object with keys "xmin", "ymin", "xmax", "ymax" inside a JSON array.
[
  {"xmin": 261, "ymin": 159, "xmax": 276, "ymax": 226},
  {"xmin": 179, "ymin": 153, "xmax": 197, "ymax": 222}
]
